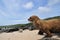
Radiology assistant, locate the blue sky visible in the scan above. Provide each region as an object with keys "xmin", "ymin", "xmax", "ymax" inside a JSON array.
[{"xmin": 0, "ymin": 0, "xmax": 60, "ymax": 25}]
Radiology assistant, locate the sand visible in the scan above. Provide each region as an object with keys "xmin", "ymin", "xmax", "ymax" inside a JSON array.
[{"xmin": 0, "ymin": 30, "xmax": 60, "ymax": 40}]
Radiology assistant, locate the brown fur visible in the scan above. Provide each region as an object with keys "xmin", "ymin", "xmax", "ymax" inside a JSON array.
[{"xmin": 28, "ymin": 15, "xmax": 60, "ymax": 37}]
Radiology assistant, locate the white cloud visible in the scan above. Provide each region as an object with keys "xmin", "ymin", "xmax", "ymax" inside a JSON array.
[
  {"xmin": 1, "ymin": 0, "xmax": 22, "ymax": 18},
  {"xmin": 38, "ymin": 7, "xmax": 51, "ymax": 12},
  {"xmin": 47, "ymin": 0, "xmax": 60, "ymax": 6},
  {"xmin": 37, "ymin": 0, "xmax": 60, "ymax": 13},
  {"xmin": 0, "ymin": 10, "xmax": 9, "ymax": 17},
  {"xmin": 23, "ymin": 2, "xmax": 34, "ymax": 9},
  {"xmin": 2, "ymin": 0, "xmax": 20, "ymax": 11}
]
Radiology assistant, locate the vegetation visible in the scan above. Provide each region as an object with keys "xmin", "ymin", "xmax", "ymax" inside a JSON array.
[{"xmin": 44, "ymin": 16, "xmax": 60, "ymax": 20}]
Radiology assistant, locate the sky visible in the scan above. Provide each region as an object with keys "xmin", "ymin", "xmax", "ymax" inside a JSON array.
[{"xmin": 0, "ymin": 0, "xmax": 60, "ymax": 25}]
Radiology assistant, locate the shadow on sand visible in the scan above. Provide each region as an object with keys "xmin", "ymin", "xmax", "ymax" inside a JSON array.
[{"xmin": 38, "ymin": 33, "xmax": 60, "ymax": 40}]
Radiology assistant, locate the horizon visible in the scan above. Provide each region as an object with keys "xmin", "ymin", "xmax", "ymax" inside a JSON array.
[
  {"xmin": 0, "ymin": 0, "xmax": 60, "ymax": 25},
  {"xmin": 0, "ymin": 15, "xmax": 60, "ymax": 26}
]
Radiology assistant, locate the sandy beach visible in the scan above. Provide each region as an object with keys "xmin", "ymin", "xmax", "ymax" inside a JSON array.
[{"xmin": 0, "ymin": 30, "xmax": 60, "ymax": 40}]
